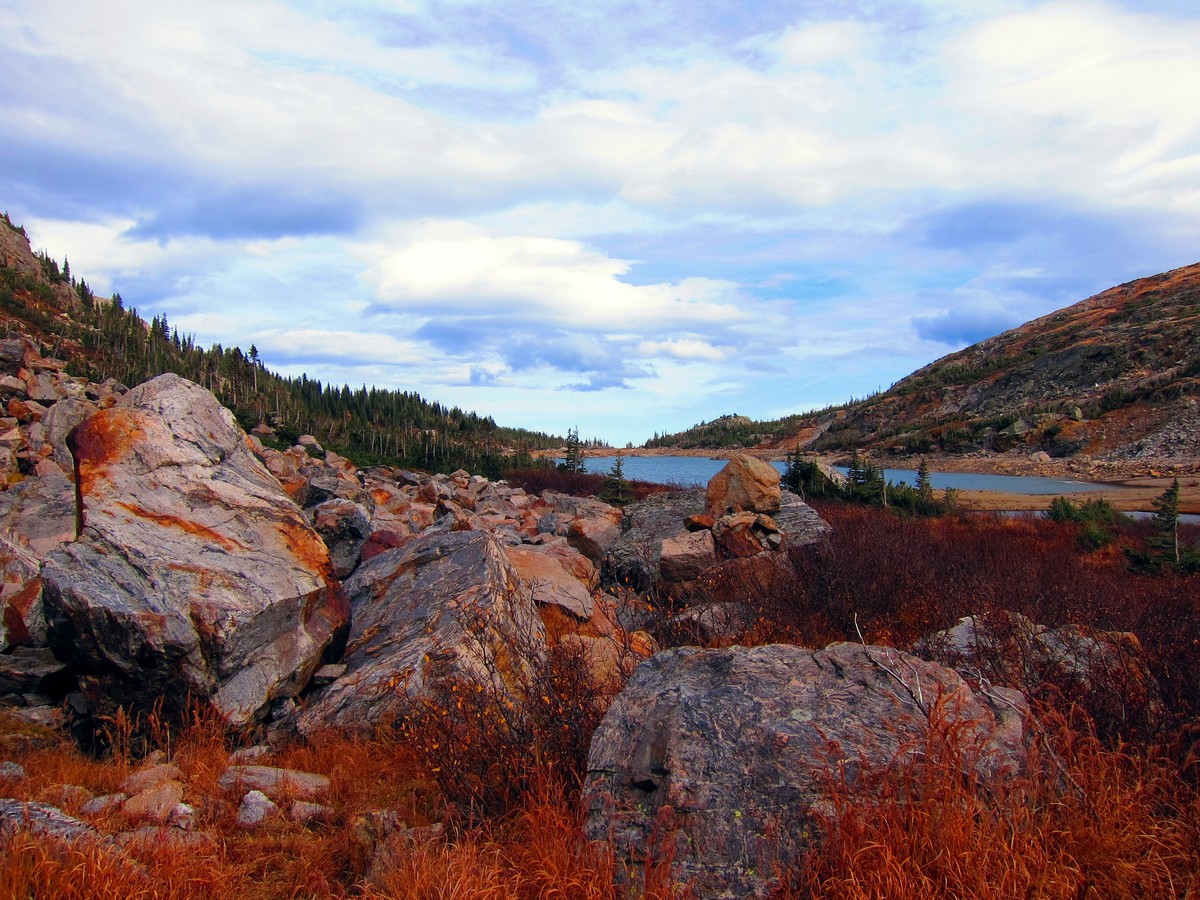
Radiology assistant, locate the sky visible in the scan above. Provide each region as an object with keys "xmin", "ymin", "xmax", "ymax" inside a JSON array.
[{"xmin": 2, "ymin": 0, "xmax": 1199, "ymax": 446}]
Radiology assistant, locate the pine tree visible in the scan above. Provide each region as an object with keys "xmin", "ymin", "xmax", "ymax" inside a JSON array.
[
  {"xmin": 601, "ymin": 452, "xmax": 629, "ymax": 504},
  {"xmin": 559, "ymin": 426, "xmax": 586, "ymax": 474},
  {"xmin": 916, "ymin": 457, "xmax": 933, "ymax": 502},
  {"xmin": 1149, "ymin": 478, "xmax": 1181, "ymax": 566}
]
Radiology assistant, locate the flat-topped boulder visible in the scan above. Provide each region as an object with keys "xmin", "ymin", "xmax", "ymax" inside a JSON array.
[{"xmin": 40, "ymin": 374, "xmax": 349, "ymax": 727}]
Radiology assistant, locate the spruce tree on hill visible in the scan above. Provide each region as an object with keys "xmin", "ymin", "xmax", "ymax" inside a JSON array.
[
  {"xmin": 559, "ymin": 427, "xmax": 586, "ymax": 474},
  {"xmin": 601, "ymin": 452, "xmax": 629, "ymax": 504},
  {"xmin": 1149, "ymin": 478, "xmax": 1181, "ymax": 567}
]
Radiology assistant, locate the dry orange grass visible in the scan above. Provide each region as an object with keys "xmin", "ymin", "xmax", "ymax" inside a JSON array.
[
  {"xmin": 792, "ymin": 721, "xmax": 1200, "ymax": 900},
  {"xmin": 4, "ymin": 708, "xmax": 1200, "ymax": 899}
]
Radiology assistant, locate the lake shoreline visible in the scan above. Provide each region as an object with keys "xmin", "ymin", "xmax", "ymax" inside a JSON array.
[{"xmin": 546, "ymin": 447, "xmax": 1200, "ymax": 514}]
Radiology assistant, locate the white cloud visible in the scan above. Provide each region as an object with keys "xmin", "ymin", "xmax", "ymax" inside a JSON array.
[
  {"xmin": 364, "ymin": 222, "xmax": 746, "ymax": 328},
  {"xmin": 944, "ymin": 1, "xmax": 1200, "ymax": 208},
  {"xmin": 252, "ymin": 328, "xmax": 430, "ymax": 366},
  {"xmin": 637, "ymin": 338, "xmax": 729, "ymax": 362}
]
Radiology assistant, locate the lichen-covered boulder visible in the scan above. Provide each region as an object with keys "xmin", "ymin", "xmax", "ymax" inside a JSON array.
[
  {"xmin": 40, "ymin": 374, "xmax": 348, "ymax": 728},
  {"xmin": 583, "ymin": 643, "xmax": 1029, "ymax": 899}
]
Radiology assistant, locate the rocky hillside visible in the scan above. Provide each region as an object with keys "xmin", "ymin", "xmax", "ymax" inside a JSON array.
[{"xmin": 651, "ymin": 262, "xmax": 1200, "ymax": 464}]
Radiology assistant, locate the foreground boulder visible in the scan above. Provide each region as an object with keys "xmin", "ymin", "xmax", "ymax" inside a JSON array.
[
  {"xmin": 295, "ymin": 529, "xmax": 545, "ymax": 736},
  {"xmin": 40, "ymin": 375, "xmax": 348, "ymax": 728},
  {"xmin": 583, "ymin": 643, "xmax": 1029, "ymax": 899}
]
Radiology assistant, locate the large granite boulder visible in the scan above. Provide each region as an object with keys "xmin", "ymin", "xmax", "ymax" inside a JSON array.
[
  {"xmin": 40, "ymin": 374, "xmax": 349, "ymax": 728},
  {"xmin": 583, "ymin": 643, "xmax": 1030, "ymax": 899},
  {"xmin": 704, "ymin": 454, "xmax": 781, "ymax": 519},
  {"xmin": 295, "ymin": 529, "xmax": 545, "ymax": 736}
]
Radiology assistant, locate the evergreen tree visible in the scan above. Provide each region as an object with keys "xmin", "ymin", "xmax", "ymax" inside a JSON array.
[
  {"xmin": 1149, "ymin": 478, "xmax": 1181, "ymax": 566},
  {"xmin": 601, "ymin": 452, "xmax": 629, "ymax": 504},
  {"xmin": 916, "ymin": 457, "xmax": 933, "ymax": 502},
  {"xmin": 559, "ymin": 426, "xmax": 586, "ymax": 474}
]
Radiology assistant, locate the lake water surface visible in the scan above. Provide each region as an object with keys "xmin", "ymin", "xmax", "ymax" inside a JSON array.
[{"xmin": 581, "ymin": 455, "xmax": 1115, "ymax": 495}]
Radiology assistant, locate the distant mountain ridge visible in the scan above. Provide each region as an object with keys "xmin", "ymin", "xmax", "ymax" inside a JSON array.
[{"xmin": 651, "ymin": 262, "xmax": 1200, "ymax": 462}]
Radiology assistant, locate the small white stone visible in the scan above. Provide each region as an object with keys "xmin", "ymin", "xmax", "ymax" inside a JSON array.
[{"xmin": 236, "ymin": 790, "xmax": 279, "ymax": 827}]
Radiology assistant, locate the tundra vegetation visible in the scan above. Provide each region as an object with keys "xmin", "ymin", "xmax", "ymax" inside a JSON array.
[{"xmin": 4, "ymin": 496, "xmax": 1198, "ymax": 898}]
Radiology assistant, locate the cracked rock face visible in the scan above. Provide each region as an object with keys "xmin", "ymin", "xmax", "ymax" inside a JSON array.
[
  {"xmin": 40, "ymin": 374, "xmax": 348, "ymax": 728},
  {"xmin": 582, "ymin": 642, "xmax": 1029, "ymax": 899},
  {"xmin": 295, "ymin": 529, "xmax": 545, "ymax": 736}
]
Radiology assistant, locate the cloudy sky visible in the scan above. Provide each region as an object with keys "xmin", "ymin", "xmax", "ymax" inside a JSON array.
[{"xmin": 3, "ymin": 0, "xmax": 1198, "ymax": 445}]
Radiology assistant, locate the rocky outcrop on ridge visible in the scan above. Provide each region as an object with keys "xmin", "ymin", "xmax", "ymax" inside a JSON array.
[
  {"xmin": 604, "ymin": 459, "xmax": 829, "ymax": 591},
  {"xmin": 583, "ymin": 642, "xmax": 1031, "ymax": 899},
  {"xmin": 39, "ymin": 374, "xmax": 350, "ymax": 727},
  {"xmin": 704, "ymin": 453, "xmax": 781, "ymax": 518}
]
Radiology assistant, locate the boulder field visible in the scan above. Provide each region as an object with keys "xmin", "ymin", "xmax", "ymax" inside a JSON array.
[{"xmin": 0, "ymin": 356, "xmax": 1144, "ymax": 894}]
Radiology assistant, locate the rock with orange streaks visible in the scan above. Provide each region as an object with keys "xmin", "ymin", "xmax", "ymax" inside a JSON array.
[
  {"xmin": 40, "ymin": 374, "xmax": 348, "ymax": 728},
  {"xmin": 504, "ymin": 543, "xmax": 594, "ymax": 619}
]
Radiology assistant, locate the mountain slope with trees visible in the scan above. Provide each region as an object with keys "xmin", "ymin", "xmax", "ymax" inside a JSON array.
[
  {"xmin": 650, "ymin": 262, "xmax": 1200, "ymax": 463},
  {"xmin": 0, "ymin": 213, "xmax": 561, "ymax": 474}
]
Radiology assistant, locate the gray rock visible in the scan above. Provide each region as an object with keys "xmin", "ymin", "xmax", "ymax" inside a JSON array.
[
  {"xmin": 34, "ymin": 397, "xmax": 98, "ymax": 476},
  {"xmin": 0, "ymin": 760, "xmax": 26, "ymax": 780},
  {"xmin": 297, "ymin": 435, "xmax": 325, "ymax": 457},
  {"xmin": 583, "ymin": 642, "xmax": 1030, "ymax": 899},
  {"xmin": 236, "ymin": 790, "xmax": 279, "ymax": 827},
  {"xmin": 310, "ymin": 497, "xmax": 372, "ymax": 578},
  {"xmin": 295, "ymin": 530, "xmax": 545, "ymax": 736},
  {"xmin": 605, "ymin": 489, "xmax": 827, "ymax": 590},
  {"xmin": 916, "ymin": 612, "xmax": 1161, "ymax": 735},
  {"xmin": 229, "ymin": 745, "xmax": 273, "ymax": 764},
  {"xmin": 773, "ymin": 491, "xmax": 832, "ymax": 550},
  {"xmin": 0, "ymin": 798, "xmax": 104, "ymax": 844},
  {"xmin": 219, "ymin": 765, "xmax": 330, "ymax": 801},
  {"xmin": 603, "ymin": 489, "xmax": 706, "ymax": 590},
  {"xmin": 0, "ymin": 646, "xmax": 66, "ymax": 695},
  {"xmin": 658, "ymin": 529, "xmax": 718, "ymax": 583},
  {"xmin": 40, "ymin": 374, "xmax": 349, "ymax": 728},
  {"xmin": 0, "ymin": 469, "xmax": 78, "ymax": 559}
]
